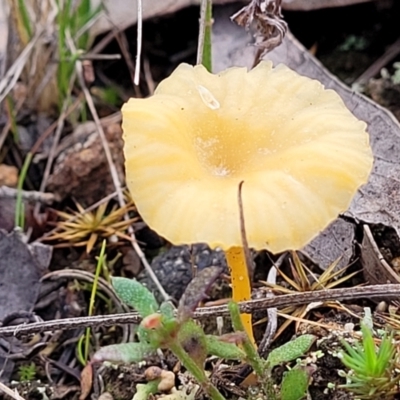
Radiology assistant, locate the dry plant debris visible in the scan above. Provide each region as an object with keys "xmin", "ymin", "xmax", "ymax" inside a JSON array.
[
  {"xmin": 45, "ymin": 199, "xmax": 137, "ymax": 254},
  {"xmin": 262, "ymin": 252, "xmax": 359, "ymax": 338},
  {"xmin": 232, "ymin": 0, "xmax": 288, "ymax": 55}
]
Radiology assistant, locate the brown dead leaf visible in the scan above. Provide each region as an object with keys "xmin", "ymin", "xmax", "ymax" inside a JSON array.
[
  {"xmin": 79, "ymin": 363, "xmax": 93, "ymax": 400},
  {"xmin": 0, "ymin": 229, "xmax": 51, "ymax": 319},
  {"xmin": 302, "ymin": 219, "xmax": 354, "ymax": 270},
  {"xmin": 361, "ymin": 224, "xmax": 400, "ymax": 284},
  {"xmin": 231, "ymin": 0, "xmax": 287, "ymax": 55}
]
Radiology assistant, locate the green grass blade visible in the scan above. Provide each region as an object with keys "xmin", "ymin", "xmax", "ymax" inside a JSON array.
[
  {"xmin": 202, "ymin": 0, "xmax": 212, "ymax": 71},
  {"xmin": 15, "ymin": 152, "xmax": 33, "ymax": 228},
  {"xmin": 17, "ymin": 0, "xmax": 33, "ymax": 39}
]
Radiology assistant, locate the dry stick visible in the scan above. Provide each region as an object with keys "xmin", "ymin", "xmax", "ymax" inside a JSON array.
[
  {"xmin": 134, "ymin": 0, "xmax": 143, "ymax": 85},
  {"xmin": 2, "ymin": 284, "xmax": 400, "ymax": 338},
  {"xmin": 143, "ymin": 57, "xmax": 156, "ymax": 95},
  {"xmin": 65, "ymin": 33, "xmax": 170, "ymax": 301},
  {"xmin": 31, "ymin": 95, "xmax": 83, "ymax": 156},
  {"xmin": 0, "ymin": 186, "xmax": 55, "ymax": 204},
  {"xmin": 41, "ymin": 269, "xmax": 133, "ymax": 343},
  {"xmin": 91, "ymin": 29, "xmax": 116, "ymax": 54},
  {"xmin": 355, "ymin": 37, "xmax": 400, "ymax": 85},
  {"xmin": 78, "ymin": 54, "xmax": 121, "ymax": 61},
  {"xmin": 115, "ymin": 31, "xmax": 137, "ymax": 88}
]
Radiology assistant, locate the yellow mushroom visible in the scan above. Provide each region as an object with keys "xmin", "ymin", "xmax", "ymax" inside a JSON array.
[{"xmin": 122, "ymin": 61, "xmax": 373, "ymax": 343}]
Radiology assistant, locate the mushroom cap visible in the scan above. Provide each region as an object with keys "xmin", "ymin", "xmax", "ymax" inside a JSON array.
[{"xmin": 122, "ymin": 62, "xmax": 373, "ymax": 253}]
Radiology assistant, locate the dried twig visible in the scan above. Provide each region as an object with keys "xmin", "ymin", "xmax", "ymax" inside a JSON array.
[
  {"xmin": 115, "ymin": 31, "xmax": 137, "ymax": 89},
  {"xmin": 41, "ymin": 269, "xmax": 133, "ymax": 343},
  {"xmin": 2, "ymin": 284, "xmax": 400, "ymax": 338},
  {"xmin": 143, "ymin": 57, "xmax": 156, "ymax": 95},
  {"xmin": 355, "ymin": 37, "xmax": 400, "ymax": 85},
  {"xmin": 0, "ymin": 186, "xmax": 55, "ymax": 204}
]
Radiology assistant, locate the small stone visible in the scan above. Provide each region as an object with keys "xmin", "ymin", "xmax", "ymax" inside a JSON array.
[
  {"xmin": 0, "ymin": 164, "xmax": 18, "ymax": 187},
  {"xmin": 98, "ymin": 392, "xmax": 113, "ymax": 400}
]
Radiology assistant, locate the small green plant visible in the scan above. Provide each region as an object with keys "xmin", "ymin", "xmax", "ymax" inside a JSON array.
[
  {"xmin": 56, "ymin": 0, "xmax": 102, "ymax": 105},
  {"xmin": 91, "ymin": 275, "xmax": 315, "ymax": 400},
  {"xmin": 77, "ymin": 240, "xmax": 108, "ymax": 365},
  {"xmin": 381, "ymin": 62, "xmax": 400, "ymax": 85},
  {"xmin": 339, "ymin": 35, "xmax": 368, "ymax": 52},
  {"xmin": 339, "ymin": 323, "xmax": 400, "ymax": 399},
  {"xmin": 18, "ymin": 362, "xmax": 37, "ymax": 382}
]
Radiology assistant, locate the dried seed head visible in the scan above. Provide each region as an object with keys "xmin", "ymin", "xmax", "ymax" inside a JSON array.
[{"xmin": 231, "ymin": 0, "xmax": 288, "ymax": 55}]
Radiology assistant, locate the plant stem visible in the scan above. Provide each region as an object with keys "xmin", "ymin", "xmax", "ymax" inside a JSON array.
[
  {"xmin": 15, "ymin": 152, "xmax": 32, "ymax": 228},
  {"xmin": 16, "ymin": 0, "xmax": 33, "ymax": 42},
  {"xmin": 225, "ymin": 246, "xmax": 254, "ymax": 343},
  {"xmin": 197, "ymin": 0, "xmax": 213, "ymax": 71},
  {"xmin": 228, "ymin": 301, "xmax": 264, "ymax": 377},
  {"xmin": 83, "ymin": 239, "xmax": 106, "ymax": 363},
  {"xmin": 169, "ymin": 341, "xmax": 226, "ymax": 400},
  {"xmin": 229, "ymin": 301, "xmax": 277, "ymax": 398},
  {"xmin": 202, "ymin": 0, "xmax": 212, "ymax": 71}
]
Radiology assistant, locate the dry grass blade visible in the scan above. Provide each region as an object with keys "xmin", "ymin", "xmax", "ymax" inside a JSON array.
[
  {"xmin": 0, "ymin": 382, "xmax": 25, "ymax": 400},
  {"xmin": 5, "ymin": 0, "xmax": 59, "ymax": 110},
  {"xmin": 134, "ymin": 0, "xmax": 142, "ymax": 85},
  {"xmin": 0, "ymin": 29, "xmax": 42, "ymax": 103},
  {"xmin": 375, "ymin": 311, "xmax": 400, "ymax": 333},
  {"xmin": 261, "ymin": 251, "xmax": 359, "ymax": 338}
]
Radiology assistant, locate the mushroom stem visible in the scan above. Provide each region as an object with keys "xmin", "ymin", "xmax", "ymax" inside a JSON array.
[{"xmin": 225, "ymin": 246, "xmax": 254, "ymax": 344}]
